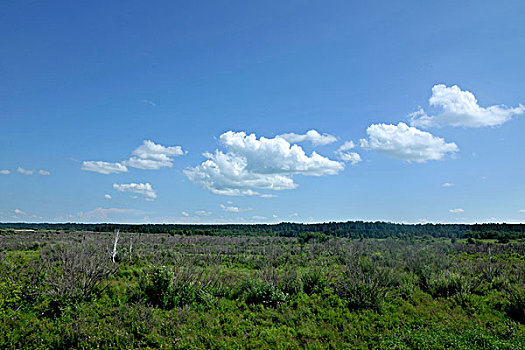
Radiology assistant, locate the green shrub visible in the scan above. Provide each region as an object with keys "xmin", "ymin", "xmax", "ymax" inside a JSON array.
[
  {"xmin": 335, "ymin": 258, "xmax": 398, "ymax": 311},
  {"xmin": 302, "ymin": 267, "xmax": 328, "ymax": 295},
  {"xmin": 505, "ymin": 283, "xmax": 525, "ymax": 323},
  {"xmin": 234, "ymin": 279, "xmax": 288, "ymax": 306}
]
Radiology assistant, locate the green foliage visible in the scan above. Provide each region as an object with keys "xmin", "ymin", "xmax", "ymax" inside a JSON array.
[
  {"xmin": 233, "ymin": 279, "xmax": 288, "ymax": 306},
  {"xmin": 335, "ymin": 258, "xmax": 398, "ymax": 311},
  {"xmin": 301, "ymin": 267, "xmax": 328, "ymax": 295},
  {"xmin": 0, "ymin": 230, "xmax": 524, "ymax": 348}
]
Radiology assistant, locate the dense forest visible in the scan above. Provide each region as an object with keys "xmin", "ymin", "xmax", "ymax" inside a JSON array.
[{"xmin": 2, "ymin": 221, "xmax": 525, "ymax": 240}]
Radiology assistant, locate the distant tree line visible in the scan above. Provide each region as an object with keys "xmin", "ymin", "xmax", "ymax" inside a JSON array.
[{"xmin": 1, "ymin": 221, "xmax": 525, "ymax": 240}]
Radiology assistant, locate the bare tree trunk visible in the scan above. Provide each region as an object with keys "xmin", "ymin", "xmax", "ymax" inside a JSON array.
[
  {"xmin": 112, "ymin": 229, "xmax": 120, "ymax": 263},
  {"xmin": 129, "ymin": 232, "xmax": 134, "ymax": 261}
]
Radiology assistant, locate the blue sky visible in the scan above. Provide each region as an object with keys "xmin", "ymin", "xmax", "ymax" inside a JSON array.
[{"xmin": 1, "ymin": 0, "xmax": 525, "ymax": 224}]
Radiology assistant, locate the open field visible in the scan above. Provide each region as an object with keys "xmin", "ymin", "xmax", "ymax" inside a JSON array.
[{"xmin": 1, "ymin": 228, "xmax": 524, "ymax": 349}]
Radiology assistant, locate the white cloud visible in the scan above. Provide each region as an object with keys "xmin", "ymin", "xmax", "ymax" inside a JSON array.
[
  {"xmin": 143, "ymin": 99, "xmax": 157, "ymax": 107},
  {"xmin": 449, "ymin": 208, "xmax": 464, "ymax": 213},
  {"xmin": 113, "ymin": 182, "xmax": 157, "ymax": 201},
  {"xmin": 17, "ymin": 167, "xmax": 33, "ymax": 175},
  {"xmin": 82, "ymin": 161, "xmax": 128, "ymax": 175},
  {"xmin": 442, "ymin": 182, "xmax": 454, "ymax": 187},
  {"xmin": 360, "ymin": 122, "xmax": 458, "ymax": 162},
  {"xmin": 195, "ymin": 210, "xmax": 212, "ymax": 216},
  {"xmin": 81, "ymin": 140, "xmax": 185, "ymax": 174},
  {"xmin": 125, "ymin": 140, "xmax": 185, "ymax": 170},
  {"xmin": 335, "ymin": 141, "xmax": 361, "ymax": 165},
  {"xmin": 251, "ymin": 216, "xmax": 267, "ymax": 220},
  {"xmin": 181, "ymin": 211, "xmax": 190, "ymax": 217},
  {"xmin": 410, "ymin": 84, "xmax": 525, "ymax": 128},
  {"xmin": 278, "ymin": 129, "xmax": 337, "ymax": 146},
  {"xmin": 519, "ymin": 210, "xmax": 525, "ymax": 213},
  {"xmin": 184, "ymin": 131, "xmax": 344, "ymax": 196},
  {"xmin": 337, "ymin": 151, "xmax": 362, "ymax": 165},
  {"xmin": 0, "ymin": 170, "xmax": 9, "ymax": 175},
  {"xmin": 338, "ymin": 141, "xmax": 355, "ymax": 151},
  {"xmin": 38, "ymin": 170, "xmax": 50, "ymax": 176},
  {"xmin": 14, "ymin": 209, "xmax": 26, "ymax": 215},
  {"xmin": 104, "ymin": 194, "xmax": 112, "ymax": 199},
  {"xmin": 220, "ymin": 204, "xmax": 252, "ymax": 213}
]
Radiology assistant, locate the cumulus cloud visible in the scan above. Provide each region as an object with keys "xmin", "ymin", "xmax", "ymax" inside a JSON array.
[
  {"xmin": 338, "ymin": 141, "xmax": 355, "ymax": 151},
  {"xmin": 38, "ymin": 170, "xmax": 50, "ymax": 176},
  {"xmin": 410, "ymin": 84, "xmax": 525, "ymax": 128},
  {"xmin": 17, "ymin": 167, "xmax": 33, "ymax": 175},
  {"xmin": 125, "ymin": 140, "xmax": 185, "ymax": 170},
  {"xmin": 0, "ymin": 170, "xmax": 9, "ymax": 175},
  {"xmin": 338, "ymin": 152, "xmax": 362, "ymax": 165},
  {"xmin": 442, "ymin": 182, "xmax": 454, "ymax": 187},
  {"xmin": 449, "ymin": 208, "xmax": 465, "ymax": 213},
  {"xmin": 360, "ymin": 122, "xmax": 458, "ymax": 162},
  {"xmin": 14, "ymin": 209, "xmax": 26, "ymax": 215},
  {"xmin": 277, "ymin": 129, "xmax": 337, "ymax": 146},
  {"xmin": 82, "ymin": 161, "xmax": 128, "ymax": 175},
  {"xmin": 181, "ymin": 211, "xmax": 190, "ymax": 217},
  {"xmin": 113, "ymin": 182, "xmax": 157, "ymax": 201},
  {"xmin": 184, "ymin": 131, "xmax": 344, "ymax": 196},
  {"xmin": 104, "ymin": 194, "xmax": 112, "ymax": 199},
  {"xmin": 81, "ymin": 140, "xmax": 185, "ymax": 174},
  {"xmin": 220, "ymin": 204, "xmax": 252, "ymax": 213},
  {"xmin": 195, "ymin": 210, "xmax": 212, "ymax": 216},
  {"xmin": 334, "ymin": 141, "xmax": 362, "ymax": 165}
]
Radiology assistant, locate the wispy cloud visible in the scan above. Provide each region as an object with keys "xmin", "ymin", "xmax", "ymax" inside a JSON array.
[
  {"xmin": 17, "ymin": 167, "xmax": 33, "ymax": 175},
  {"xmin": 277, "ymin": 129, "xmax": 337, "ymax": 146},
  {"xmin": 220, "ymin": 204, "xmax": 252, "ymax": 213},
  {"xmin": 449, "ymin": 208, "xmax": 464, "ymax": 213},
  {"xmin": 142, "ymin": 99, "xmax": 157, "ymax": 107},
  {"xmin": 38, "ymin": 170, "xmax": 50, "ymax": 176},
  {"xmin": 113, "ymin": 182, "xmax": 157, "ymax": 201},
  {"xmin": 82, "ymin": 161, "xmax": 128, "ymax": 175},
  {"xmin": 0, "ymin": 170, "xmax": 9, "ymax": 175},
  {"xmin": 104, "ymin": 194, "xmax": 112, "ymax": 199},
  {"xmin": 14, "ymin": 208, "xmax": 26, "ymax": 215},
  {"xmin": 195, "ymin": 210, "xmax": 212, "ymax": 216},
  {"xmin": 442, "ymin": 182, "xmax": 454, "ymax": 187}
]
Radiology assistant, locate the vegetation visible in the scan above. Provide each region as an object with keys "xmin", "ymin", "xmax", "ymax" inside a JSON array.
[
  {"xmin": 0, "ymin": 227, "xmax": 524, "ymax": 349},
  {"xmin": 3, "ymin": 221, "xmax": 525, "ymax": 240}
]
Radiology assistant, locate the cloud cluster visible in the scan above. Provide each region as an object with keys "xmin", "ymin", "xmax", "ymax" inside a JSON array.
[
  {"xmin": 113, "ymin": 182, "xmax": 157, "ymax": 201},
  {"xmin": 184, "ymin": 131, "xmax": 344, "ymax": 196},
  {"xmin": 82, "ymin": 140, "xmax": 185, "ymax": 174},
  {"xmin": 360, "ymin": 122, "xmax": 458, "ymax": 162},
  {"xmin": 277, "ymin": 129, "xmax": 337, "ymax": 146},
  {"xmin": 410, "ymin": 84, "xmax": 525, "ymax": 128}
]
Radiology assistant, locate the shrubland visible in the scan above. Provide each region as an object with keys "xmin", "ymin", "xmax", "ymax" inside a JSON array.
[{"xmin": 0, "ymin": 228, "xmax": 524, "ymax": 349}]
